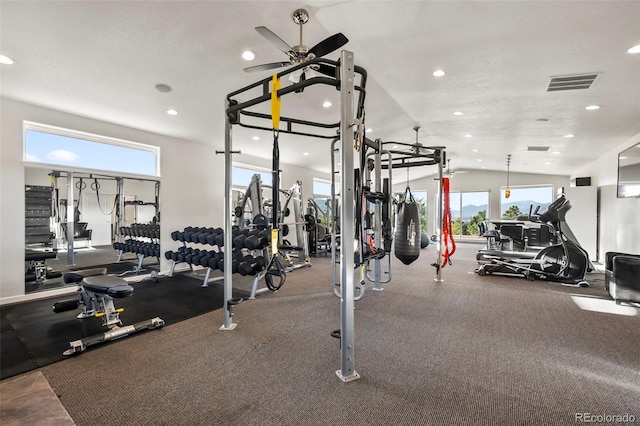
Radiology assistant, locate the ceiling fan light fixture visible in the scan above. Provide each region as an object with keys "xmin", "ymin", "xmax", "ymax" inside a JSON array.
[
  {"xmin": 155, "ymin": 83, "xmax": 172, "ymax": 93},
  {"xmin": 242, "ymin": 50, "xmax": 255, "ymax": 61},
  {"xmin": 0, "ymin": 54, "xmax": 15, "ymax": 65},
  {"xmin": 627, "ymin": 44, "xmax": 640, "ymax": 54}
]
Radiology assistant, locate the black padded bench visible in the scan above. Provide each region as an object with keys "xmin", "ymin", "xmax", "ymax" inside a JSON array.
[
  {"xmin": 25, "ymin": 249, "xmax": 62, "ymax": 282},
  {"xmin": 82, "ymin": 275, "xmax": 134, "ymax": 299}
]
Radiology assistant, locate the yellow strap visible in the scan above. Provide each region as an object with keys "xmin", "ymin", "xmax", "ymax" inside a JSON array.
[
  {"xmin": 271, "ymin": 229, "xmax": 279, "ymax": 256},
  {"xmin": 271, "ymin": 74, "xmax": 281, "ymax": 130}
]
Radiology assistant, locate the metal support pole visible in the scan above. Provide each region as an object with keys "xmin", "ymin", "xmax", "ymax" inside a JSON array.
[
  {"xmin": 116, "ymin": 178, "xmax": 124, "ymax": 242},
  {"xmin": 66, "ymin": 171, "xmax": 75, "ymax": 266},
  {"xmin": 337, "ymin": 50, "xmax": 360, "ymax": 383},
  {"xmin": 435, "ymin": 151, "xmax": 444, "ymax": 282},
  {"xmin": 373, "ymin": 139, "xmax": 383, "ymax": 291},
  {"xmin": 221, "ymin": 100, "xmax": 237, "ymax": 331},
  {"xmin": 330, "ymin": 138, "xmax": 339, "ymax": 296}
]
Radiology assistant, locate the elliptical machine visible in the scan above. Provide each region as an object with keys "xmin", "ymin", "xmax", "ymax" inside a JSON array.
[{"xmin": 476, "ymin": 195, "xmax": 590, "ymax": 287}]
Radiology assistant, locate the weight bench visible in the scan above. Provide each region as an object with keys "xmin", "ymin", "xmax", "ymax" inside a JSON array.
[
  {"xmin": 25, "ymin": 249, "xmax": 63, "ymax": 282},
  {"xmin": 53, "ymin": 269, "xmax": 165, "ymax": 355}
]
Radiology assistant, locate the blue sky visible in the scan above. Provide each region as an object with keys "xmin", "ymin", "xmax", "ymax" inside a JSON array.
[{"xmin": 25, "ymin": 130, "xmax": 158, "ymax": 176}]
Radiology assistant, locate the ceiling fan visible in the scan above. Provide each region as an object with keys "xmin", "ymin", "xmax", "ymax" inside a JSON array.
[
  {"xmin": 444, "ymin": 159, "xmax": 467, "ymax": 177},
  {"xmin": 244, "ymin": 8, "xmax": 349, "ymax": 82},
  {"xmin": 391, "ymin": 126, "xmax": 436, "ymax": 155}
]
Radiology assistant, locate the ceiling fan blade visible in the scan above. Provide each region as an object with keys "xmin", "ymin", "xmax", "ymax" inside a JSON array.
[
  {"xmin": 315, "ymin": 63, "xmax": 337, "ymax": 77},
  {"xmin": 243, "ymin": 62, "xmax": 291, "ymax": 73},
  {"xmin": 255, "ymin": 26, "xmax": 295, "ymax": 56},
  {"xmin": 308, "ymin": 33, "xmax": 349, "ymax": 58}
]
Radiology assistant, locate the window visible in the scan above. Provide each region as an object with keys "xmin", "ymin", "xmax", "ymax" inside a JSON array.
[
  {"xmin": 232, "ymin": 164, "xmax": 272, "ymax": 188},
  {"xmin": 312, "ymin": 178, "xmax": 335, "ymax": 230},
  {"xmin": 313, "ymin": 178, "xmax": 332, "ymax": 197},
  {"xmin": 500, "ymin": 186, "xmax": 553, "ymax": 219},
  {"xmin": 436, "ymin": 190, "xmax": 489, "ymax": 238},
  {"xmin": 24, "ymin": 122, "xmax": 159, "ymax": 177}
]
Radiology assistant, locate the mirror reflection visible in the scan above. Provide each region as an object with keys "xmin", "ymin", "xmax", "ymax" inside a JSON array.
[
  {"xmin": 25, "ymin": 167, "xmax": 160, "ymax": 294},
  {"xmin": 617, "ymin": 142, "xmax": 640, "ymax": 198}
]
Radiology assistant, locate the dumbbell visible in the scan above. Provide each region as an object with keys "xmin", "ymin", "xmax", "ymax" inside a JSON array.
[
  {"xmin": 237, "ymin": 256, "xmax": 267, "ymax": 276},
  {"xmin": 244, "ymin": 230, "xmax": 270, "ymax": 250},
  {"xmin": 234, "ymin": 229, "xmax": 262, "ymax": 250},
  {"xmin": 214, "ymin": 227, "xmax": 242, "ymax": 248},
  {"xmin": 217, "ymin": 252, "xmax": 248, "ymax": 273}
]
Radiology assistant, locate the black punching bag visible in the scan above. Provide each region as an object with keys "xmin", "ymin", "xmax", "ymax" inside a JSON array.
[{"xmin": 394, "ymin": 187, "xmax": 420, "ymax": 265}]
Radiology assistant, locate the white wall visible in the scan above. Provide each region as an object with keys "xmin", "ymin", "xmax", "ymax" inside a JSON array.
[
  {"xmin": 1, "ymin": 97, "xmax": 224, "ymax": 304},
  {"xmin": 572, "ymin": 134, "xmax": 640, "ymax": 261}
]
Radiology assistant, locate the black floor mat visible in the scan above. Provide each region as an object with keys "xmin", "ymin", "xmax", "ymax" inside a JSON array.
[
  {"xmin": 1, "ymin": 274, "xmax": 244, "ymax": 380},
  {"xmin": 71, "ymin": 261, "xmax": 159, "ymax": 275}
]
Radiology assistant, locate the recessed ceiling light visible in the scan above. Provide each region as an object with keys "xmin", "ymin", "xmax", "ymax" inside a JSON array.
[
  {"xmin": 585, "ymin": 105, "xmax": 601, "ymax": 110},
  {"xmin": 464, "ymin": 134, "xmax": 472, "ymax": 138},
  {"xmin": 564, "ymin": 134, "xmax": 575, "ymax": 138},
  {"xmin": 453, "ymin": 111, "xmax": 464, "ymax": 116},
  {"xmin": 433, "ymin": 69, "xmax": 445, "ymax": 77},
  {"xmin": 322, "ymin": 100, "xmax": 332, "ymax": 108},
  {"xmin": 627, "ymin": 44, "xmax": 640, "ymax": 54},
  {"xmin": 155, "ymin": 83, "xmax": 172, "ymax": 93},
  {"xmin": 166, "ymin": 109, "xmax": 179, "ymax": 116},
  {"xmin": 477, "ymin": 159, "xmax": 483, "ymax": 162},
  {"xmin": 366, "ymin": 128, "xmax": 373, "ymax": 133},
  {"xmin": 242, "ymin": 50, "xmax": 255, "ymax": 61},
  {"xmin": 0, "ymin": 54, "xmax": 15, "ymax": 65},
  {"xmin": 472, "ymin": 149, "xmax": 478, "ymax": 153},
  {"xmin": 481, "ymin": 166, "xmax": 485, "ymax": 169},
  {"xmin": 392, "ymin": 145, "xmax": 399, "ymax": 148},
  {"xmin": 252, "ymin": 136, "xmax": 260, "ymax": 141},
  {"xmin": 303, "ymin": 152, "xmax": 310, "ymax": 156},
  {"xmin": 552, "ymin": 151, "xmax": 561, "ymax": 155},
  {"xmin": 544, "ymin": 162, "xmax": 551, "ymax": 165}
]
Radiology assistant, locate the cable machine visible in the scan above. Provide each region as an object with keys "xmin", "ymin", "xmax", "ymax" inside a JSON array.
[{"xmin": 223, "ymin": 52, "xmax": 366, "ymax": 382}]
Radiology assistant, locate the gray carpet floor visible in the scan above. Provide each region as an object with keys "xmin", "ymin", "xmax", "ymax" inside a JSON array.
[{"xmin": 23, "ymin": 243, "xmax": 640, "ymax": 425}]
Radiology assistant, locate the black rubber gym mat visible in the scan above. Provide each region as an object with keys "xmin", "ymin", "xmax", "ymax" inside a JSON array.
[
  {"xmin": 70, "ymin": 261, "xmax": 159, "ymax": 275},
  {"xmin": 1, "ymin": 274, "xmax": 238, "ymax": 380}
]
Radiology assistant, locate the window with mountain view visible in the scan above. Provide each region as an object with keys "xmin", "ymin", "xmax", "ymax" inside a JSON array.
[
  {"xmin": 500, "ymin": 186, "xmax": 553, "ymax": 220},
  {"xmin": 436, "ymin": 190, "xmax": 489, "ymax": 238}
]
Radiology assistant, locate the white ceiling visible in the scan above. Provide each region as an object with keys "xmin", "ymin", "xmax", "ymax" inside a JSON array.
[{"xmin": 1, "ymin": 1, "xmax": 639, "ymax": 181}]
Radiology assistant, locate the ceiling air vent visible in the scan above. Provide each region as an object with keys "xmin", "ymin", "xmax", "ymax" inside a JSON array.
[
  {"xmin": 527, "ymin": 146, "xmax": 551, "ymax": 152},
  {"xmin": 547, "ymin": 73, "xmax": 599, "ymax": 91}
]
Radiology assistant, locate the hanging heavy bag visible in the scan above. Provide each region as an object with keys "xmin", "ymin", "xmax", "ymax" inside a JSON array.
[{"xmin": 394, "ymin": 186, "xmax": 421, "ymax": 265}]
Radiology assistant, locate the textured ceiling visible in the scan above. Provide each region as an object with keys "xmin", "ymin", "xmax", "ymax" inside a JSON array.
[{"xmin": 1, "ymin": 1, "xmax": 639, "ymax": 181}]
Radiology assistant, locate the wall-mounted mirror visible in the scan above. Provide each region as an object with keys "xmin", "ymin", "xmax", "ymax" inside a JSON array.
[
  {"xmin": 617, "ymin": 142, "xmax": 640, "ymax": 198},
  {"xmin": 24, "ymin": 166, "xmax": 161, "ymax": 294}
]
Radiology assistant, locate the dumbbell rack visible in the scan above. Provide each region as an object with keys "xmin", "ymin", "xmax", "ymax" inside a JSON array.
[
  {"xmin": 165, "ymin": 226, "xmax": 271, "ymax": 298},
  {"xmin": 113, "ymin": 223, "xmax": 160, "ymax": 274}
]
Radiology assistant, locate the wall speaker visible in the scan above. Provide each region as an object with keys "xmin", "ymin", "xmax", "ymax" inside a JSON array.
[{"xmin": 574, "ymin": 177, "xmax": 591, "ymax": 187}]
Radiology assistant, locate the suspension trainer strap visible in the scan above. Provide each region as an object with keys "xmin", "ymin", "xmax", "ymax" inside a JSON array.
[{"xmin": 271, "ymin": 74, "xmax": 281, "ymax": 254}]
